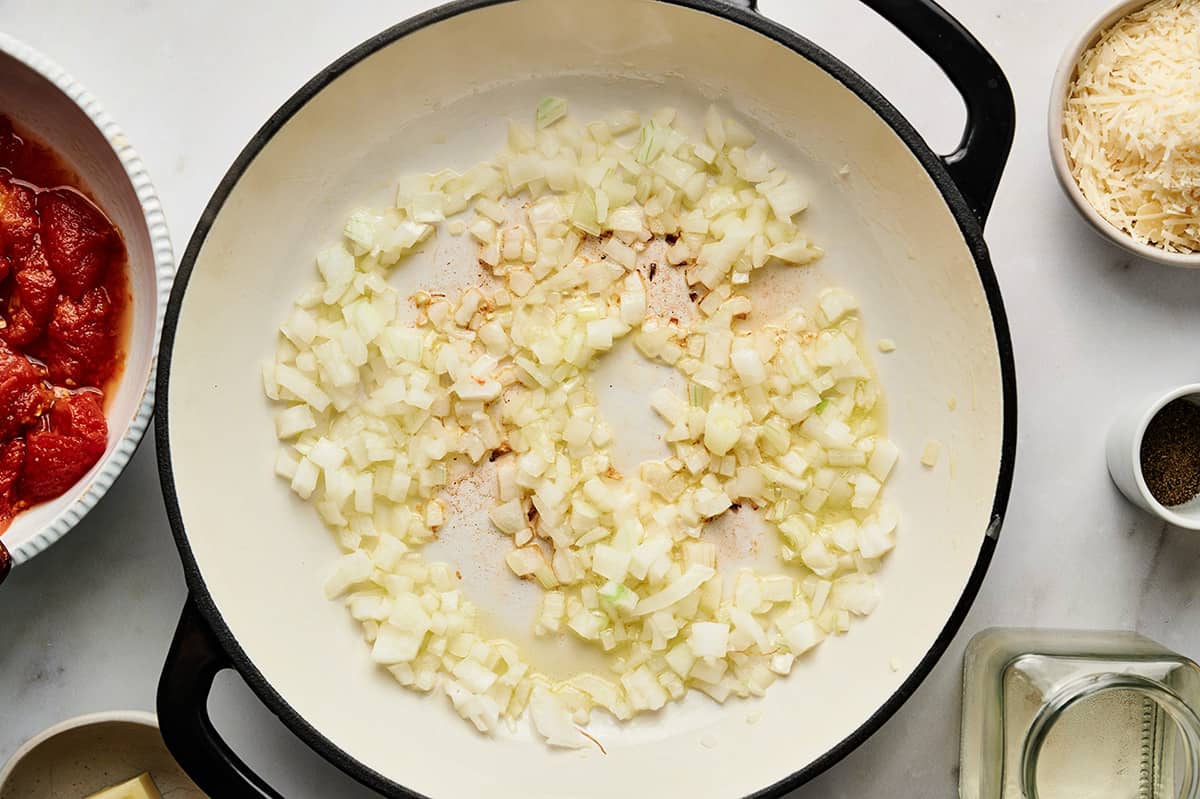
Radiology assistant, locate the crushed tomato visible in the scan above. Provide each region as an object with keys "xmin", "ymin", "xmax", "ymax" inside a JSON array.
[{"xmin": 0, "ymin": 115, "xmax": 130, "ymax": 532}]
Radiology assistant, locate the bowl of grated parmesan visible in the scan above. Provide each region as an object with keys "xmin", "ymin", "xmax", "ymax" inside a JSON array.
[{"xmin": 1050, "ymin": 0, "xmax": 1200, "ymax": 266}]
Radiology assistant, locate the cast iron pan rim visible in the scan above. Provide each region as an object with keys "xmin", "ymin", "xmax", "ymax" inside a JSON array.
[{"xmin": 155, "ymin": 1, "xmax": 1016, "ymax": 796}]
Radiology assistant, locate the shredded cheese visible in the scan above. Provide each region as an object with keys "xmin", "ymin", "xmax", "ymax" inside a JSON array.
[{"xmin": 1062, "ymin": 0, "xmax": 1200, "ymax": 253}]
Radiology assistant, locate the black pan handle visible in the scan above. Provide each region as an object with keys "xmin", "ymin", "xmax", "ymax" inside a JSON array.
[
  {"xmin": 158, "ymin": 597, "xmax": 283, "ymax": 798},
  {"xmin": 0, "ymin": 540, "xmax": 11, "ymax": 585},
  {"xmin": 855, "ymin": 0, "xmax": 1014, "ymax": 225},
  {"xmin": 734, "ymin": 0, "xmax": 1013, "ymax": 225}
]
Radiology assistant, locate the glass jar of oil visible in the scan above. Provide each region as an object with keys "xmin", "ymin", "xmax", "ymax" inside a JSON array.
[{"xmin": 961, "ymin": 628, "xmax": 1200, "ymax": 799}]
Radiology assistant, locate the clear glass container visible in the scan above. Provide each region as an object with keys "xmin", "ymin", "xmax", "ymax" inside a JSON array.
[{"xmin": 960, "ymin": 628, "xmax": 1200, "ymax": 799}]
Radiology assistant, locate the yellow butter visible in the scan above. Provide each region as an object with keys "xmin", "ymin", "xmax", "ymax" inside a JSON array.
[{"xmin": 83, "ymin": 772, "xmax": 162, "ymax": 799}]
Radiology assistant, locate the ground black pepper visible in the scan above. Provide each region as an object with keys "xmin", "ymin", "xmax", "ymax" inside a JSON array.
[{"xmin": 1140, "ymin": 398, "xmax": 1200, "ymax": 507}]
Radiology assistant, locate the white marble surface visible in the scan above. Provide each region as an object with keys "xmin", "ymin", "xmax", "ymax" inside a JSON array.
[{"xmin": 3, "ymin": 0, "xmax": 1200, "ymax": 796}]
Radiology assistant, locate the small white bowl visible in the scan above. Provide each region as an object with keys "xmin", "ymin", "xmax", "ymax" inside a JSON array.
[
  {"xmin": 1107, "ymin": 384, "xmax": 1200, "ymax": 530},
  {"xmin": 0, "ymin": 34, "xmax": 175, "ymax": 568},
  {"xmin": 0, "ymin": 711, "xmax": 203, "ymax": 798},
  {"xmin": 1048, "ymin": 0, "xmax": 1200, "ymax": 268}
]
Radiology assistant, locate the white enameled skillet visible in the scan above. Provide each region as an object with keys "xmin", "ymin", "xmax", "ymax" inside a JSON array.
[{"xmin": 155, "ymin": 1, "xmax": 1015, "ymax": 796}]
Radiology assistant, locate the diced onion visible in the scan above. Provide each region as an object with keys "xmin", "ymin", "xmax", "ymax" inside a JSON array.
[
  {"xmin": 536, "ymin": 97, "xmax": 569, "ymax": 129},
  {"xmin": 266, "ymin": 99, "xmax": 899, "ymax": 748}
]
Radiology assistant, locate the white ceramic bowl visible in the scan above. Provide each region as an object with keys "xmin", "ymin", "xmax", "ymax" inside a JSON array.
[
  {"xmin": 1107, "ymin": 383, "xmax": 1200, "ymax": 530},
  {"xmin": 0, "ymin": 34, "xmax": 175, "ymax": 567},
  {"xmin": 1047, "ymin": 0, "xmax": 1200, "ymax": 268},
  {"xmin": 0, "ymin": 711, "xmax": 204, "ymax": 798}
]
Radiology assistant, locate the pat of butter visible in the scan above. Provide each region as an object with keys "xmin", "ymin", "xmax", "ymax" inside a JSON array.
[{"xmin": 83, "ymin": 773, "xmax": 162, "ymax": 799}]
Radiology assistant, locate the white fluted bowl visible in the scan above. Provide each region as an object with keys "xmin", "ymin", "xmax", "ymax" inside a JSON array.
[{"xmin": 0, "ymin": 33, "xmax": 174, "ymax": 568}]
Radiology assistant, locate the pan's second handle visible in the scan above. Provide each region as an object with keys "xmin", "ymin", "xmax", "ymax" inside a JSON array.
[
  {"xmin": 158, "ymin": 597, "xmax": 283, "ymax": 799},
  {"xmin": 857, "ymin": 0, "xmax": 1014, "ymax": 225}
]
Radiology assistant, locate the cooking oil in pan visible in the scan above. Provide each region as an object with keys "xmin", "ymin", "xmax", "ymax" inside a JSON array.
[{"xmin": 960, "ymin": 628, "xmax": 1200, "ymax": 799}]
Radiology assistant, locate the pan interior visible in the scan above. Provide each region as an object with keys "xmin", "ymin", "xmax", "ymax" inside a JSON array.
[{"xmin": 165, "ymin": 1, "xmax": 1005, "ymax": 796}]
